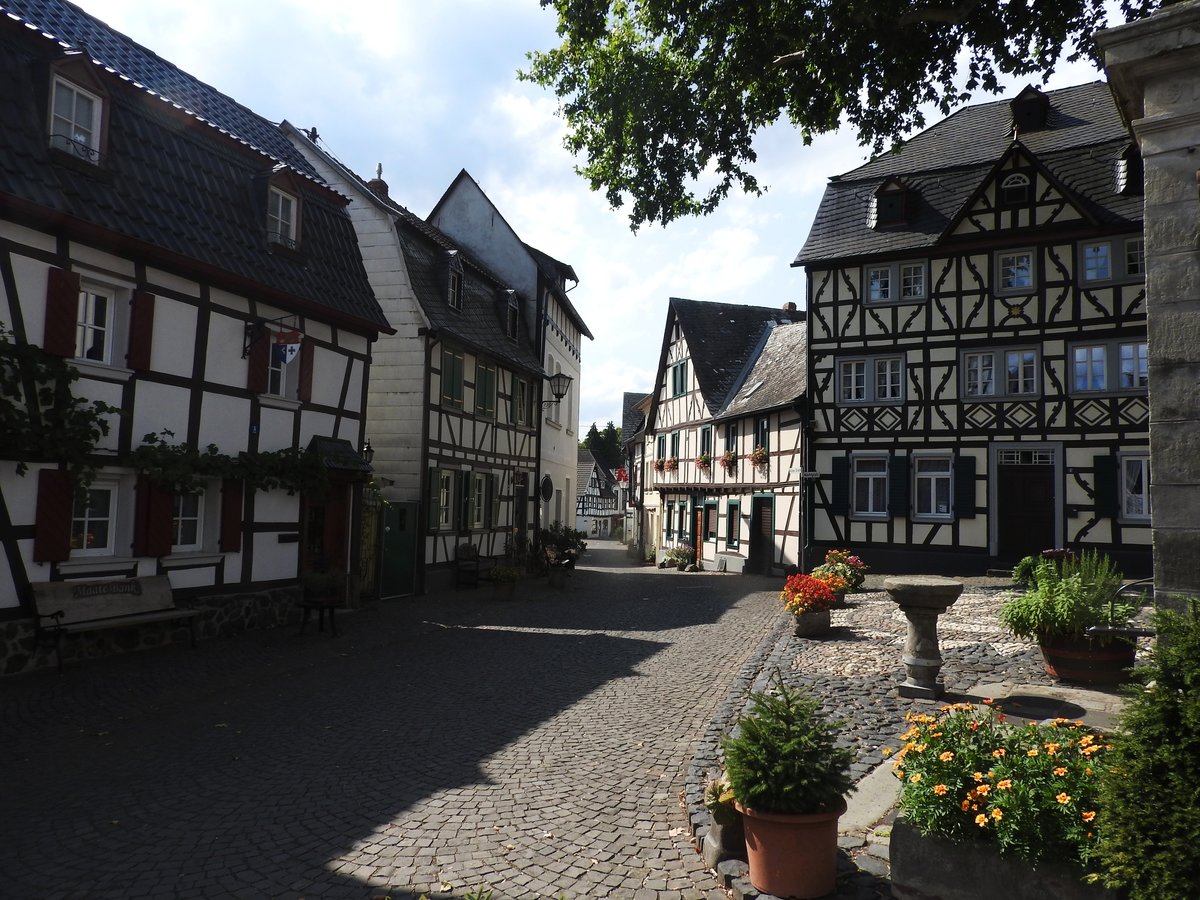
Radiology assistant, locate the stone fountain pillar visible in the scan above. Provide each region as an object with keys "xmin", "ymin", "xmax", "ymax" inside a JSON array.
[{"xmin": 884, "ymin": 576, "xmax": 964, "ymax": 699}]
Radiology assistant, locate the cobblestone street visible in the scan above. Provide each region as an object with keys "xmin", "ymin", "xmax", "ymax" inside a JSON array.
[{"xmin": 0, "ymin": 541, "xmax": 785, "ymax": 900}]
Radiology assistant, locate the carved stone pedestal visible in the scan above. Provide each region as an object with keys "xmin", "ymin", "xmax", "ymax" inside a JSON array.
[{"xmin": 884, "ymin": 576, "xmax": 964, "ymax": 699}]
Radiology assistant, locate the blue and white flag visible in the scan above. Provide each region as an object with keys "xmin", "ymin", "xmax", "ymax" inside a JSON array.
[{"xmin": 272, "ymin": 330, "xmax": 302, "ymax": 365}]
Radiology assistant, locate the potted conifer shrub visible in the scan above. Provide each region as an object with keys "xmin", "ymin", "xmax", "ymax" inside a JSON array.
[{"xmin": 722, "ymin": 672, "xmax": 853, "ymax": 899}]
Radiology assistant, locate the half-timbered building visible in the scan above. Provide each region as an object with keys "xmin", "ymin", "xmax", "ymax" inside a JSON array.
[
  {"xmin": 283, "ymin": 134, "xmax": 545, "ymax": 594},
  {"xmin": 621, "ymin": 391, "xmax": 652, "ymax": 555},
  {"xmin": 645, "ymin": 298, "xmax": 807, "ymax": 574},
  {"xmin": 575, "ymin": 449, "xmax": 620, "ymax": 537},
  {"xmin": 795, "ymin": 82, "xmax": 1150, "ymax": 575},
  {"xmin": 0, "ymin": 0, "xmax": 389, "ymax": 672},
  {"xmin": 429, "ymin": 172, "xmax": 593, "ymax": 534}
]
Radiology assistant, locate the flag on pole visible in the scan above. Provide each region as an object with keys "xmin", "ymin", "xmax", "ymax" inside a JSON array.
[{"xmin": 272, "ymin": 330, "xmax": 302, "ymax": 365}]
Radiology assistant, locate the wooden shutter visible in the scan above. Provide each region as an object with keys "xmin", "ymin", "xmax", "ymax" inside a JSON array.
[
  {"xmin": 830, "ymin": 456, "xmax": 849, "ymax": 516},
  {"xmin": 33, "ymin": 468, "xmax": 72, "ymax": 562},
  {"xmin": 246, "ymin": 327, "xmax": 269, "ymax": 394},
  {"xmin": 488, "ymin": 474, "xmax": 499, "ymax": 528},
  {"xmin": 954, "ymin": 455, "xmax": 977, "ymax": 519},
  {"xmin": 889, "ymin": 453, "xmax": 910, "ymax": 518},
  {"xmin": 1094, "ymin": 455, "xmax": 1119, "ymax": 518},
  {"xmin": 457, "ymin": 471, "xmax": 471, "ymax": 531},
  {"xmin": 219, "ymin": 479, "xmax": 243, "ymax": 552},
  {"xmin": 297, "ymin": 339, "xmax": 314, "ymax": 402},
  {"xmin": 427, "ymin": 468, "xmax": 439, "ymax": 529},
  {"xmin": 43, "ymin": 268, "xmax": 80, "ymax": 357},
  {"xmin": 133, "ymin": 475, "xmax": 173, "ymax": 557},
  {"xmin": 126, "ymin": 290, "xmax": 155, "ymax": 370}
]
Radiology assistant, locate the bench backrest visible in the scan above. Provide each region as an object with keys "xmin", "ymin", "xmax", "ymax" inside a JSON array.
[
  {"xmin": 457, "ymin": 544, "xmax": 479, "ymax": 563},
  {"xmin": 31, "ymin": 576, "xmax": 175, "ymax": 626}
]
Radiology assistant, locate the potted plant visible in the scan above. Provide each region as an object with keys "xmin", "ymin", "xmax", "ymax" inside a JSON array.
[
  {"xmin": 889, "ymin": 701, "xmax": 1116, "ymax": 900},
  {"xmin": 749, "ymin": 445, "xmax": 769, "ymax": 468},
  {"xmin": 811, "ymin": 548, "xmax": 869, "ymax": 593},
  {"xmin": 999, "ymin": 549, "xmax": 1137, "ymax": 684},
  {"xmin": 722, "ymin": 672, "xmax": 853, "ymax": 899},
  {"xmin": 489, "ymin": 564, "xmax": 521, "ymax": 599},
  {"xmin": 695, "ymin": 452, "xmax": 712, "ymax": 471},
  {"xmin": 664, "ymin": 456, "xmax": 678, "ymax": 472},
  {"xmin": 652, "ymin": 458, "xmax": 666, "ymax": 473},
  {"xmin": 780, "ymin": 573, "xmax": 837, "ymax": 637},
  {"xmin": 719, "ymin": 450, "xmax": 737, "ymax": 473}
]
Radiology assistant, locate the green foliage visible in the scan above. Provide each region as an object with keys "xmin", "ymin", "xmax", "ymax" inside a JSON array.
[
  {"xmin": 704, "ymin": 772, "xmax": 738, "ymax": 827},
  {"xmin": 540, "ymin": 521, "xmax": 588, "ymax": 555},
  {"xmin": 130, "ymin": 431, "xmax": 329, "ymax": 496},
  {"xmin": 894, "ymin": 703, "xmax": 1109, "ymax": 871},
  {"xmin": 580, "ymin": 420, "xmax": 624, "ymax": 470},
  {"xmin": 523, "ymin": 1, "xmax": 1160, "ymax": 228},
  {"xmin": 664, "ymin": 542, "xmax": 693, "ymax": 566},
  {"xmin": 0, "ymin": 323, "xmax": 120, "ymax": 485},
  {"xmin": 489, "ymin": 564, "xmax": 522, "ymax": 584},
  {"xmin": 999, "ymin": 551, "xmax": 1132, "ymax": 643},
  {"xmin": 722, "ymin": 671, "xmax": 852, "ymax": 815},
  {"xmin": 1095, "ymin": 605, "xmax": 1200, "ymax": 898}
]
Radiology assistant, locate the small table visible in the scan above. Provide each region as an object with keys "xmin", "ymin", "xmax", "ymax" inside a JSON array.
[{"xmin": 884, "ymin": 576, "xmax": 964, "ymax": 699}]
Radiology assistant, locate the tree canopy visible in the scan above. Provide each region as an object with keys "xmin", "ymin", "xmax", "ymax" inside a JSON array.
[
  {"xmin": 523, "ymin": 0, "xmax": 1160, "ymax": 229},
  {"xmin": 581, "ymin": 420, "xmax": 623, "ymax": 471}
]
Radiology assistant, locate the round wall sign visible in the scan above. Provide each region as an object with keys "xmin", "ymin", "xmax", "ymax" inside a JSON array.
[{"xmin": 540, "ymin": 475, "xmax": 554, "ymax": 502}]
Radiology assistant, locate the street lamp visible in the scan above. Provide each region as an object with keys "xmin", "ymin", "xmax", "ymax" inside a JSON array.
[
  {"xmin": 361, "ymin": 439, "xmax": 374, "ymax": 465},
  {"xmin": 541, "ymin": 371, "xmax": 573, "ymax": 407}
]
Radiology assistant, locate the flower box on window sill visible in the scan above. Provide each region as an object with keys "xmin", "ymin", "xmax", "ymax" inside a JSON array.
[
  {"xmin": 664, "ymin": 457, "xmax": 678, "ymax": 472},
  {"xmin": 750, "ymin": 447, "xmax": 769, "ymax": 468},
  {"xmin": 695, "ymin": 453, "xmax": 711, "ymax": 471}
]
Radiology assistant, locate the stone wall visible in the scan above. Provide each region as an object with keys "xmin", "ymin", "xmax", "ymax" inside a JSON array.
[
  {"xmin": 0, "ymin": 585, "xmax": 301, "ymax": 677},
  {"xmin": 1101, "ymin": 1, "xmax": 1200, "ymax": 609}
]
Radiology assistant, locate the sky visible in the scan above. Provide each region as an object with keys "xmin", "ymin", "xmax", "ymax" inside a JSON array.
[{"xmin": 72, "ymin": 0, "xmax": 1119, "ymax": 435}]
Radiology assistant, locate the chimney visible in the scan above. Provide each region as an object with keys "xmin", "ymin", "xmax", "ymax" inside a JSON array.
[
  {"xmin": 367, "ymin": 163, "xmax": 389, "ymax": 201},
  {"xmin": 783, "ymin": 302, "xmax": 797, "ymax": 312}
]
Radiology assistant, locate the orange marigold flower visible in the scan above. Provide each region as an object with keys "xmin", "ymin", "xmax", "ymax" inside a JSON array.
[
  {"xmin": 910, "ymin": 773, "xmax": 922, "ymax": 783},
  {"xmin": 1082, "ymin": 745, "xmax": 1101, "ymax": 756},
  {"xmin": 1045, "ymin": 743, "xmax": 1060, "ymax": 755},
  {"xmin": 1054, "ymin": 767, "xmax": 1068, "ymax": 777},
  {"xmin": 1057, "ymin": 793, "xmax": 1071, "ymax": 805},
  {"xmin": 975, "ymin": 814, "xmax": 988, "ymax": 827},
  {"xmin": 969, "ymin": 720, "xmax": 981, "ymax": 731},
  {"xmin": 882, "ymin": 747, "xmax": 894, "ymax": 757},
  {"xmin": 933, "ymin": 784, "xmax": 948, "ymax": 796},
  {"xmin": 1084, "ymin": 767, "xmax": 1094, "ymax": 776},
  {"xmin": 983, "ymin": 698, "xmax": 994, "ymax": 705},
  {"xmin": 961, "ymin": 800, "xmax": 971, "ymax": 812},
  {"xmin": 939, "ymin": 751, "xmax": 954, "ymax": 762},
  {"xmin": 992, "ymin": 748, "xmax": 1006, "ymax": 758},
  {"xmin": 976, "ymin": 784, "xmax": 990, "ymax": 796},
  {"xmin": 997, "ymin": 779, "xmax": 1012, "ymax": 790},
  {"xmin": 1082, "ymin": 811, "xmax": 1096, "ymax": 823},
  {"xmin": 1027, "ymin": 748, "xmax": 1040, "ymax": 757},
  {"xmin": 894, "ymin": 769, "xmax": 905, "ymax": 780},
  {"xmin": 992, "ymin": 808, "xmax": 1003, "ymax": 820},
  {"xmin": 972, "ymin": 771, "xmax": 984, "ymax": 783},
  {"xmin": 914, "ymin": 743, "xmax": 927, "ymax": 753},
  {"xmin": 1079, "ymin": 734, "xmax": 1095, "ymax": 747}
]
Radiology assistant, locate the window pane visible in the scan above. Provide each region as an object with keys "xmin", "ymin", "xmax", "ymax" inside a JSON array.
[
  {"xmin": 1125, "ymin": 239, "xmax": 1145, "ymax": 276},
  {"xmin": 1119, "ymin": 343, "xmax": 1148, "ymax": 389},
  {"xmin": 965, "ymin": 353, "xmax": 994, "ymax": 396},
  {"xmin": 1073, "ymin": 346, "xmax": 1106, "ymax": 391},
  {"xmin": 1000, "ymin": 253, "xmax": 1032, "ymax": 290},
  {"xmin": 868, "ymin": 268, "xmax": 890, "ymax": 301},
  {"xmin": 1006, "ymin": 350, "xmax": 1036, "ymax": 394},
  {"xmin": 1082, "ymin": 243, "xmax": 1111, "ymax": 281},
  {"xmin": 871, "ymin": 477, "xmax": 887, "ymax": 512},
  {"xmin": 901, "ymin": 264, "xmax": 925, "ymax": 299}
]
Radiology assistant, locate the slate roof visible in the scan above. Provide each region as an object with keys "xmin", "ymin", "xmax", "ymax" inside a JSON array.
[
  {"xmin": 578, "ymin": 448, "xmax": 615, "ymax": 499},
  {"xmin": 622, "ymin": 391, "xmax": 650, "ymax": 443},
  {"xmin": 795, "ymin": 81, "xmax": 1142, "ymax": 266},
  {"xmin": 524, "ymin": 243, "xmax": 593, "ymax": 340},
  {"xmin": 715, "ymin": 321, "xmax": 808, "ymax": 421},
  {"xmin": 0, "ymin": 1, "xmax": 387, "ymax": 332},
  {"xmin": 669, "ymin": 298, "xmax": 803, "ymax": 415}
]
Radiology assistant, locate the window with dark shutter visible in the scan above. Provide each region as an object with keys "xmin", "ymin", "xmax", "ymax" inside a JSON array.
[
  {"xmin": 953, "ymin": 455, "xmax": 977, "ymax": 519},
  {"xmin": 297, "ymin": 339, "xmax": 314, "ymax": 402},
  {"xmin": 133, "ymin": 475, "xmax": 173, "ymax": 557},
  {"xmin": 126, "ymin": 290, "xmax": 155, "ymax": 370},
  {"xmin": 830, "ymin": 456, "xmax": 849, "ymax": 517},
  {"xmin": 43, "ymin": 268, "xmax": 80, "ymax": 357},
  {"xmin": 33, "ymin": 468, "xmax": 72, "ymax": 561},
  {"xmin": 427, "ymin": 468, "xmax": 439, "ymax": 530},
  {"xmin": 220, "ymin": 479, "xmax": 243, "ymax": 552},
  {"xmin": 1093, "ymin": 455, "xmax": 1119, "ymax": 518},
  {"xmin": 246, "ymin": 327, "xmax": 269, "ymax": 394},
  {"xmin": 889, "ymin": 454, "xmax": 910, "ymax": 518}
]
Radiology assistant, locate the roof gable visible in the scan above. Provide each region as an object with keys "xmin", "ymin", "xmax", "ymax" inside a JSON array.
[{"xmin": 716, "ymin": 321, "xmax": 808, "ymax": 420}]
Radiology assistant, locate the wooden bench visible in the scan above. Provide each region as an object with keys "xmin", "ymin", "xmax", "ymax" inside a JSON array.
[
  {"xmin": 31, "ymin": 576, "xmax": 199, "ymax": 673},
  {"xmin": 455, "ymin": 543, "xmax": 496, "ymax": 588}
]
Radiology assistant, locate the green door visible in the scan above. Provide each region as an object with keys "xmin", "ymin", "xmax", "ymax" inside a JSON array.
[{"xmin": 381, "ymin": 502, "xmax": 417, "ymax": 598}]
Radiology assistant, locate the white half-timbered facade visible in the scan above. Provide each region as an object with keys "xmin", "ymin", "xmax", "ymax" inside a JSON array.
[
  {"xmin": 795, "ymin": 83, "xmax": 1151, "ymax": 575},
  {"xmin": 575, "ymin": 449, "xmax": 619, "ymax": 536},
  {"xmin": 283, "ymin": 137, "xmax": 546, "ymax": 594},
  {"xmin": 644, "ymin": 298, "xmax": 807, "ymax": 574},
  {"xmin": 0, "ymin": 0, "xmax": 389, "ymax": 672}
]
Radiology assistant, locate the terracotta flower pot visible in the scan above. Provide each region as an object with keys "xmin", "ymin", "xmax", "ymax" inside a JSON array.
[
  {"xmin": 737, "ymin": 797, "xmax": 846, "ymax": 899},
  {"xmin": 1039, "ymin": 636, "xmax": 1136, "ymax": 685},
  {"xmin": 793, "ymin": 608, "xmax": 831, "ymax": 638}
]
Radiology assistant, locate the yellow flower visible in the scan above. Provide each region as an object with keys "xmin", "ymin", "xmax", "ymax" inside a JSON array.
[
  {"xmin": 894, "ymin": 769, "xmax": 905, "ymax": 780},
  {"xmin": 882, "ymin": 747, "xmax": 894, "ymax": 757},
  {"xmin": 992, "ymin": 748, "xmax": 1006, "ymax": 758},
  {"xmin": 1082, "ymin": 811, "xmax": 1096, "ymax": 823},
  {"xmin": 976, "ymin": 784, "xmax": 990, "ymax": 796},
  {"xmin": 997, "ymin": 779, "xmax": 1012, "ymax": 790},
  {"xmin": 1027, "ymin": 748, "xmax": 1039, "ymax": 757},
  {"xmin": 1082, "ymin": 745, "xmax": 1101, "ymax": 756},
  {"xmin": 910, "ymin": 773, "xmax": 922, "ymax": 783},
  {"xmin": 1079, "ymin": 734, "xmax": 1094, "ymax": 747},
  {"xmin": 972, "ymin": 771, "xmax": 984, "ymax": 783},
  {"xmin": 992, "ymin": 808, "xmax": 1003, "ymax": 821},
  {"xmin": 914, "ymin": 743, "xmax": 927, "ymax": 753},
  {"xmin": 961, "ymin": 799, "xmax": 971, "ymax": 812},
  {"xmin": 1084, "ymin": 767, "xmax": 1093, "ymax": 776},
  {"xmin": 975, "ymin": 814, "xmax": 988, "ymax": 827},
  {"xmin": 939, "ymin": 751, "xmax": 954, "ymax": 762},
  {"xmin": 1057, "ymin": 793, "xmax": 1071, "ymax": 805},
  {"xmin": 933, "ymin": 784, "xmax": 948, "ymax": 796},
  {"xmin": 1045, "ymin": 743, "xmax": 1060, "ymax": 755}
]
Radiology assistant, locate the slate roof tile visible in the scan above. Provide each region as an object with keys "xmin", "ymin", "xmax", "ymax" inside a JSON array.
[
  {"xmin": 622, "ymin": 391, "xmax": 649, "ymax": 440},
  {"xmin": 716, "ymin": 321, "xmax": 808, "ymax": 420}
]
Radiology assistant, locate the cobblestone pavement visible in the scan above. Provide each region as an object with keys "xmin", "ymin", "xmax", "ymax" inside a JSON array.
[{"xmin": 0, "ymin": 541, "xmax": 791, "ymax": 900}]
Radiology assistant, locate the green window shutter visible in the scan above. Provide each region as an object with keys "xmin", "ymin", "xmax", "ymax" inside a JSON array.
[
  {"xmin": 458, "ymin": 471, "xmax": 471, "ymax": 531},
  {"xmin": 489, "ymin": 474, "xmax": 500, "ymax": 528},
  {"xmin": 889, "ymin": 453, "xmax": 910, "ymax": 518},
  {"xmin": 427, "ymin": 468, "xmax": 439, "ymax": 529},
  {"xmin": 830, "ymin": 457, "xmax": 849, "ymax": 516},
  {"xmin": 954, "ymin": 455, "xmax": 977, "ymax": 519},
  {"xmin": 1094, "ymin": 454, "xmax": 1119, "ymax": 518}
]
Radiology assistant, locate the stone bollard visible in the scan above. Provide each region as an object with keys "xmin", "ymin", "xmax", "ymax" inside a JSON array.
[{"xmin": 884, "ymin": 576, "xmax": 964, "ymax": 699}]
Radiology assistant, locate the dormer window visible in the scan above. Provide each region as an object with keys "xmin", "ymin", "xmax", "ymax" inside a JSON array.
[
  {"xmin": 999, "ymin": 172, "xmax": 1031, "ymax": 206},
  {"xmin": 267, "ymin": 188, "xmax": 297, "ymax": 249},
  {"xmin": 50, "ymin": 76, "xmax": 102, "ymax": 162},
  {"xmin": 872, "ymin": 178, "xmax": 911, "ymax": 228},
  {"xmin": 506, "ymin": 292, "xmax": 519, "ymax": 341},
  {"xmin": 448, "ymin": 252, "xmax": 464, "ymax": 311},
  {"xmin": 1010, "ymin": 86, "xmax": 1050, "ymax": 133},
  {"xmin": 1116, "ymin": 144, "xmax": 1144, "ymax": 196}
]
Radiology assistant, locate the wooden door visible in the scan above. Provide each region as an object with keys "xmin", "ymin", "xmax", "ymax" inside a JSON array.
[
  {"xmin": 303, "ymin": 483, "xmax": 349, "ymax": 573},
  {"xmin": 997, "ymin": 464, "xmax": 1055, "ymax": 562},
  {"xmin": 748, "ymin": 497, "xmax": 773, "ymax": 574}
]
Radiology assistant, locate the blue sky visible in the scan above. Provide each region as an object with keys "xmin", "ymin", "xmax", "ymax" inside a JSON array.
[{"xmin": 78, "ymin": 0, "xmax": 1114, "ymax": 435}]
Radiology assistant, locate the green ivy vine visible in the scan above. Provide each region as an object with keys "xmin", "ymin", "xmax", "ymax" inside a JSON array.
[{"xmin": 131, "ymin": 431, "xmax": 329, "ymax": 496}]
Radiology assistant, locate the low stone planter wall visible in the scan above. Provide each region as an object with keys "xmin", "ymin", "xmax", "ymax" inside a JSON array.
[
  {"xmin": 890, "ymin": 818, "xmax": 1121, "ymax": 900},
  {"xmin": 0, "ymin": 585, "xmax": 301, "ymax": 676}
]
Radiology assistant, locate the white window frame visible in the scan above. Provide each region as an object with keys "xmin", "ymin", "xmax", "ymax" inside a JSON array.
[
  {"xmin": 960, "ymin": 347, "xmax": 1040, "ymax": 399},
  {"xmin": 1118, "ymin": 341, "xmax": 1149, "ymax": 390},
  {"xmin": 437, "ymin": 470, "xmax": 454, "ymax": 529},
  {"xmin": 1076, "ymin": 236, "xmax": 1144, "ymax": 284},
  {"xmin": 1070, "ymin": 339, "xmax": 1149, "ymax": 395},
  {"xmin": 875, "ymin": 357, "xmax": 903, "ymax": 401},
  {"xmin": 513, "ymin": 377, "xmax": 529, "ymax": 426},
  {"xmin": 506, "ymin": 295, "xmax": 519, "ymax": 339},
  {"xmin": 999, "ymin": 172, "xmax": 1031, "ymax": 206},
  {"xmin": 71, "ymin": 480, "xmax": 118, "ymax": 557},
  {"xmin": 963, "ymin": 351, "xmax": 995, "ymax": 397},
  {"xmin": 76, "ymin": 282, "xmax": 116, "ymax": 364},
  {"xmin": 864, "ymin": 261, "xmax": 927, "ymax": 304},
  {"xmin": 448, "ymin": 269, "xmax": 464, "ymax": 312},
  {"xmin": 851, "ymin": 454, "xmax": 889, "ymax": 520},
  {"xmin": 267, "ymin": 187, "xmax": 297, "ymax": 248},
  {"xmin": 839, "ymin": 355, "xmax": 904, "ymax": 405},
  {"xmin": 1072, "ymin": 344, "xmax": 1108, "ymax": 392},
  {"xmin": 50, "ymin": 76, "xmax": 103, "ymax": 163},
  {"xmin": 1119, "ymin": 452, "xmax": 1151, "ymax": 522},
  {"xmin": 471, "ymin": 474, "xmax": 486, "ymax": 529},
  {"xmin": 1081, "ymin": 241, "xmax": 1112, "ymax": 283},
  {"xmin": 996, "ymin": 249, "xmax": 1035, "ymax": 294},
  {"xmin": 172, "ymin": 491, "xmax": 205, "ymax": 552},
  {"xmin": 912, "ymin": 454, "xmax": 953, "ymax": 522}
]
